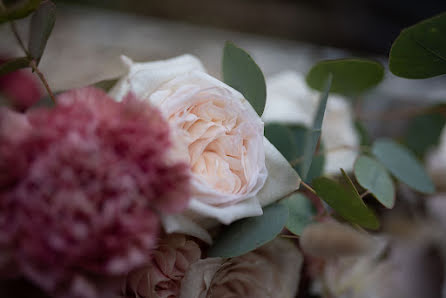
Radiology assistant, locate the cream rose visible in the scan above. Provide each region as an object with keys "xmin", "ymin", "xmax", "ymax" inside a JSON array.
[
  {"xmin": 110, "ymin": 55, "xmax": 300, "ymax": 243},
  {"xmin": 178, "ymin": 237, "xmax": 302, "ymax": 298},
  {"xmin": 262, "ymin": 71, "xmax": 360, "ymax": 174},
  {"xmin": 427, "ymin": 126, "xmax": 446, "ymax": 191}
]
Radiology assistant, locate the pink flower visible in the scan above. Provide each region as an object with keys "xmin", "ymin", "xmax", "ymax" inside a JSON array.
[
  {"xmin": 0, "ymin": 87, "xmax": 191, "ymax": 297},
  {"xmin": 0, "ymin": 57, "xmax": 43, "ymax": 110},
  {"xmin": 124, "ymin": 234, "xmax": 201, "ymax": 298}
]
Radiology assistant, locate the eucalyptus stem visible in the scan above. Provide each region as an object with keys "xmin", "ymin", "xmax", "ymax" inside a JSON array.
[
  {"xmin": 1, "ymin": 0, "xmax": 57, "ymax": 104},
  {"xmin": 30, "ymin": 60, "xmax": 56, "ymax": 103}
]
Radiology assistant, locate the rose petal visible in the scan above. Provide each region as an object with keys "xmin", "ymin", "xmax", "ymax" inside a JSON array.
[{"xmin": 110, "ymin": 54, "xmax": 206, "ymax": 102}]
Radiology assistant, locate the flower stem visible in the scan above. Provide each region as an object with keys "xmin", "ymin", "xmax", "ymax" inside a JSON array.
[{"xmin": 30, "ymin": 60, "xmax": 56, "ymax": 103}]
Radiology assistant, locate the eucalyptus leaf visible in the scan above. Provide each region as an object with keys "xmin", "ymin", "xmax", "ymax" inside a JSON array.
[
  {"xmin": 0, "ymin": 0, "xmax": 41, "ymax": 23},
  {"xmin": 372, "ymin": 139, "xmax": 435, "ymax": 194},
  {"xmin": 265, "ymin": 123, "xmax": 325, "ymax": 183},
  {"xmin": 313, "ymin": 173, "xmax": 380, "ymax": 230},
  {"xmin": 354, "ymin": 155, "xmax": 395, "ymax": 208},
  {"xmin": 222, "ymin": 41, "xmax": 266, "ymax": 116},
  {"xmin": 405, "ymin": 112, "xmax": 446, "ymax": 157},
  {"xmin": 264, "ymin": 123, "xmax": 298, "ymax": 161},
  {"xmin": 389, "ymin": 12, "xmax": 446, "ymax": 78},
  {"xmin": 207, "ymin": 203, "xmax": 288, "ymax": 258},
  {"xmin": 355, "ymin": 120, "xmax": 371, "ymax": 146},
  {"xmin": 300, "ymin": 74, "xmax": 332, "ymax": 181},
  {"xmin": 0, "ymin": 57, "xmax": 30, "ymax": 76},
  {"xmin": 281, "ymin": 193, "xmax": 316, "ymax": 236},
  {"xmin": 28, "ymin": 0, "xmax": 56, "ymax": 65},
  {"xmin": 306, "ymin": 59, "xmax": 384, "ymax": 96}
]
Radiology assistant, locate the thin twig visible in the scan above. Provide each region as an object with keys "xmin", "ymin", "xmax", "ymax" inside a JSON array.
[
  {"xmin": 360, "ymin": 190, "xmax": 371, "ymax": 198},
  {"xmin": 30, "ymin": 60, "xmax": 56, "ymax": 103},
  {"xmin": 300, "ymin": 180, "xmax": 316, "ymax": 194},
  {"xmin": 280, "ymin": 234, "xmax": 300, "ymax": 239}
]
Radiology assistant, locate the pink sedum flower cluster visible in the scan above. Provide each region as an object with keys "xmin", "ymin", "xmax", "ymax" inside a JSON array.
[{"xmin": 0, "ymin": 87, "xmax": 190, "ymax": 297}]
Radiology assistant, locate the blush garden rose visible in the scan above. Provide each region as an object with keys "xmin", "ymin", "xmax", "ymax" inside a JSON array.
[{"xmin": 110, "ymin": 55, "xmax": 300, "ymax": 243}]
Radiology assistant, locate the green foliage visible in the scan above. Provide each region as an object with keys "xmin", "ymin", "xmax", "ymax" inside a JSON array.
[
  {"xmin": 28, "ymin": 0, "xmax": 56, "ymax": 65},
  {"xmin": 372, "ymin": 139, "xmax": 435, "ymax": 194},
  {"xmin": 264, "ymin": 123, "xmax": 325, "ymax": 183},
  {"xmin": 280, "ymin": 193, "xmax": 316, "ymax": 236},
  {"xmin": 355, "ymin": 120, "xmax": 371, "ymax": 146},
  {"xmin": 306, "ymin": 59, "xmax": 384, "ymax": 96},
  {"xmin": 0, "ymin": 57, "xmax": 30, "ymax": 76},
  {"xmin": 389, "ymin": 12, "xmax": 446, "ymax": 79},
  {"xmin": 354, "ymin": 155, "xmax": 395, "ymax": 208},
  {"xmin": 300, "ymin": 74, "xmax": 332, "ymax": 181},
  {"xmin": 405, "ymin": 111, "xmax": 446, "ymax": 157},
  {"xmin": 222, "ymin": 41, "xmax": 266, "ymax": 116},
  {"xmin": 0, "ymin": 0, "xmax": 41, "ymax": 23},
  {"xmin": 264, "ymin": 123, "xmax": 297, "ymax": 161},
  {"xmin": 313, "ymin": 171, "xmax": 380, "ymax": 230},
  {"xmin": 207, "ymin": 203, "xmax": 288, "ymax": 258}
]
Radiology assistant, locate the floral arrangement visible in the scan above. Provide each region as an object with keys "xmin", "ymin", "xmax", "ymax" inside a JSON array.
[{"xmin": 1, "ymin": 1, "xmax": 446, "ymax": 298}]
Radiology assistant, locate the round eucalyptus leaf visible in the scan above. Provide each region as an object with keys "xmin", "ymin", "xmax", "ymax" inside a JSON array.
[
  {"xmin": 389, "ymin": 12, "xmax": 446, "ymax": 79},
  {"xmin": 207, "ymin": 203, "xmax": 288, "ymax": 258},
  {"xmin": 222, "ymin": 42, "xmax": 266, "ymax": 116},
  {"xmin": 354, "ymin": 155, "xmax": 395, "ymax": 208},
  {"xmin": 306, "ymin": 59, "xmax": 384, "ymax": 96},
  {"xmin": 281, "ymin": 193, "xmax": 316, "ymax": 236},
  {"xmin": 372, "ymin": 139, "xmax": 435, "ymax": 194},
  {"xmin": 313, "ymin": 175, "xmax": 379, "ymax": 230}
]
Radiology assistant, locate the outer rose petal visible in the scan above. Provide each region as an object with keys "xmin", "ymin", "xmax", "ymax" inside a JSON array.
[
  {"xmin": 110, "ymin": 55, "xmax": 300, "ymax": 243},
  {"xmin": 262, "ymin": 71, "xmax": 360, "ymax": 174},
  {"xmin": 110, "ymin": 55, "xmax": 206, "ymax": 102},
  {"xmin": 179, "ymin": 238, "xmax": 303, "ymax": 298},
  {"xmin": 426, "ymin": 126, "xmax": 446, "ymax": 191}
]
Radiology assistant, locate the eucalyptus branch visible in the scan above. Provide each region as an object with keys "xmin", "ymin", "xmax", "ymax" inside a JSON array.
[
  {"xmin": 30, "ymin": 60, "xmax": 56, "ymax": 103},
  {"xmin": 1, "ymin": 0, "xmax": 57, "ymax": 104}
]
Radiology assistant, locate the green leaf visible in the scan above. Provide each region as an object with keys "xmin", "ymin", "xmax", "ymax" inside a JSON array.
[
  {"xmin": 372, "ymin": 139, "xmax": 435, "ymax": 194},
  {"xmin": 300, "ymin": 74, "xmax": 332, "ymax": 181},
  {"xmin": 354, "ymin": 155, "xmax": 395, "ymax": 208},
  {"xmin": 355, "ymin": 120, "xmax": 371, "ymax": 146},
  {"xmin": 222, "ymin": 41, "xmax": 266, "ymax": 116},
  {"xmin": 389, "ymin": 12, "xmax": 446, "ymax": 79},
  {"xmin": 28, "ymin": 0, "xmax": 56, "ymax": 65},
  {"xmin": 93, "ymin": 78, "xmax": 119, "ymax": 91},
  {"xmin": 313, "ymin": 173, "xmax": 380, "ymax": 230},
  {"xmin": 281, "ymin": 193, "xmax": 316, "ymax": 235},
  {"xmin": 265, "ymin": 123, "xmax": 325, "ymax": 183},
  {"xmin": 306, "ymin": 59, "xmax": 384, "ymax": 96},
  {"xmin": 405, "ymin": 112, "xmax": 446, "ymax": 157},
  {"xmin": 207, "ymin": 203, "xmax": 288, "ymax": 258},
  {"xmin": 0, "ymin": 57, "xmax": 30, "ymax": 76},
  {"xmin": 0, "ymin": 0, "xmax": 41, "ymax": 23},
  {"xmin": 264, "ymin": 123, "xmax": 298, "ymax": 161}
]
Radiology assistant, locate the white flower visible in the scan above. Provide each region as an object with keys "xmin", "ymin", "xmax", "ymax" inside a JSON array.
[
  {"xmin": 110, "ymin": 55, "xmax": 300, "ymax": 243},
  {"xmin": 262, "ymin": 71, "xmax": 360, "ymax": 174}
]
